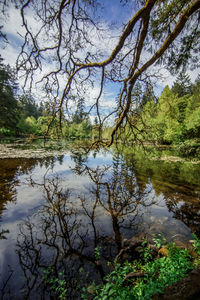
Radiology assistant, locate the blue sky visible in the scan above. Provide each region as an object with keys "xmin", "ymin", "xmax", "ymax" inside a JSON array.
[{"xmin": 99, "ymin": 0, "xmax": 133, "ymax": 24}]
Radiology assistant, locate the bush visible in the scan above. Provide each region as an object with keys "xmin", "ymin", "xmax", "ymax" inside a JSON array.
[
  {"xmin": 82, "ymin": 236, "xmax": 200, "ymax": 300},
  {"xmin": 0, "ymin": 127, "xmax": 15, "ymax": 137}
]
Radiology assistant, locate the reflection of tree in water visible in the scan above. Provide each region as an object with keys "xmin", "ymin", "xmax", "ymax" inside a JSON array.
[
  {"xmin": 165, "ymin": 196, "xmax": 200, "ymax": 236},
  {"xmin": 8, "ymin": 151, "xmax": 199, "ymax": 299},
  {"xmin": 70, "ymin": 149, "xmax": 89, "ymax": 174},
  {"xmin": 121, "ymin": 149, "xmax": 200, "ymax": 237},
  {"xmin": 0, "ymin": 158, "xmax": 39, "ymax": 219},
  {"xmin": 150, "ymin": 173, "xmax": 200, "ymax": 236},
  {"xmin": 0, "ymin": 156, "xmax": 65, "ymax": 217},
  {"xmin": 78, "ymin": 159, "xmax": 155, "ymax": 251},
  {"xmin": 0, "ymin": 156, "xmax": 65, "ymax": 260},
  {"xmin": 16, "ymin": 175, "xmax": 106, "ymax": 299},
  {"xmin": 0, "ymin": 159, "xmax": 22, "ymax": 212},
  {"xmin": 15, "ymin": 153, "xmax": 155, "ymax": 299}
]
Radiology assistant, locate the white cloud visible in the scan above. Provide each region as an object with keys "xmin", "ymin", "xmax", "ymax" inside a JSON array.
[
  {"xmin": 1, "ymin": 43, "xmax": 19, "ymax": 67},
  {"xmin": 152, "ymin": 66, "xmax": 200, "ymax": 91},
  {"xmin": 3, "ymin": 6, "xmax": 24, "ymax": 38}
]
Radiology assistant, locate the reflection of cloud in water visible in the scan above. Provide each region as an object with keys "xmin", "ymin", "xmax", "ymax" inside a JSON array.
[{"xmin": 0, "ymin": 150, "xmax": 199, "ymax": 298}]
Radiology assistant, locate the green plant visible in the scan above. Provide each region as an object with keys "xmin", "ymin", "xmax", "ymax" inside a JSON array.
[
  {"xmin": 193, "ymin": 258, "xmax": 200, "ymax": 269},
  {"xmin": 82, "ymin": 240, "xmax": 194, "ymax": 300},
  {"xmin": 139, "ymin": 239, "xmax": 152, "ymax": 263},
  {"xmin": 82, "ymin": 282, "xmax": 97, "ymax": 299},
  {"xmin": 94, "ymin": 247, "xmax": 101, "ymax": 261},
  {"xmin": 0, "ymin": 127, "xmax": 14, "ymax": 137},
  {"xmin": 152, "ymin": 234, "xmax": 166, "ymax": 249},
  {"xmin": 42, "ymin": 267, "xmax": 67, "ymax": 300},
  {"xmin": 192, "ymin": 234, "xmax": 200, "ymax": 256}
]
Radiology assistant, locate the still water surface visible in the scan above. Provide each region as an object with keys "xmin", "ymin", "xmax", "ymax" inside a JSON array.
[{"xmin": 0, "ymin": 147, "xmax": 200, "ymax": 299}]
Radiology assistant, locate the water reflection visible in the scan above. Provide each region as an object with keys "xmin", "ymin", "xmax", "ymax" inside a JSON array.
[
  {"xmin": 15, "ymin": 153, "xmax": 156, "ymax": 298},
  {"xmin": 0, "ymin": 149, "xmax": 199, "ymax": 298},
  {"xmin": 16, "ymin": 176, "xmax": 104, "ymax": 298}
]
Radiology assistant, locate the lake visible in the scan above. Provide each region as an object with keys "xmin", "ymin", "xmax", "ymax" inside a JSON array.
[{"xmin": 0, "ymin": 143, "xmax": 200, "ymax": 299}]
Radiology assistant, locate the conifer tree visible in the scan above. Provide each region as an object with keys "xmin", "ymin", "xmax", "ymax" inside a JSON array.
[
  {"xmin": 171, "ymin": 73, "xmax": 192, "ymax": 97},
  {"xmin": 0, "ymin": 56, "xmax": 19, "ymax": 130}
]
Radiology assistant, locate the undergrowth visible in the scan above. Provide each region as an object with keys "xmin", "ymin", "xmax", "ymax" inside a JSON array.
[
  {"xmin": 81, "ymin": 234, "xmax": 200, "ymax": 300},
  {"xmin": 41, "ymin": 234, "xmax": 200, "ymax": 299}
]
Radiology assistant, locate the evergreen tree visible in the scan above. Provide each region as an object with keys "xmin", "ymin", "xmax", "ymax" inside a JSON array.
[
  {"xmin": 18, "ymin": 93, "xmax": 41, "ymax": 119},
  {"xmin": 131, "ymin": 83, "xmax": 142, "ymax": 111},
  {"xmin": 140, "ymin": 84, "xmax": 157, "ymax": 109},
  {"xmin": 171, "ymin": 73, "xmax": 192, "ymax": 97},
  {"xmin": 0, "ymin": 56, "xmax": 19, "ymax": 130},
  {"xmin": 192, "ymin": 74, "xmax": 200, "ymax": 105},
  {"xmin": 184, "ymin": 74, "xmax": 200, "ymax": 138},
  {"xmin": 72, "ymin": 98, "xmax": 87, "ymax": 124}
]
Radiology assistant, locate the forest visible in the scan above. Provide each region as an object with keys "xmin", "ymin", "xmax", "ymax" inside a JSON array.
[
  {"xmin": 1, "ymin": 54, "xmax": 200, "ymax": 151},
  {"xmin": 1, "ymin": 0, "xmax": 200, "ymax": 149},
  {"xmin": 124, "ymin": 73, "xmax": 200, "ymax": 148},
  {"xmin": 0, "ymin": 56, "xmax": 92, "ymax": 140}
]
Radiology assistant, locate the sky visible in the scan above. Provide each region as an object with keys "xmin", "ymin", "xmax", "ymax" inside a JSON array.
[
  {"xmin": 0, "ymin": 1, "xmax": 132, "ymax": 123},
  {"xmin": 1, "ymin": 0, "xmax": 199, "ymax": 123}
]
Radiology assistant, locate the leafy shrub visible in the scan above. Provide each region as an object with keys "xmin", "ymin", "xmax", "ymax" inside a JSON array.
[
  {"xmin": 82, "ymin": 239, "xmax": 194, "ymax": 300},
  {"xmin": 42, "ymin": 267, "xmax": 67, "ymax": 300},
  {"xmin": 192, "ymin": 233, "xmax": 200, "ymax": 256},
  {"xmin": 0, "ymin": 127, "xmax": 14, "ymax": 136}
]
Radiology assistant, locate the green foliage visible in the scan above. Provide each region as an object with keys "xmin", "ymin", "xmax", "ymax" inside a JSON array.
[
  {"xmin": 94, "ymin": 247, "xmax": 101, "ymax": 261},
  {"xmin": 184, "ymin": 103, "xmax": 200, "ymax": 137},
  {"xmin": 136, "ymin": 244, "xmax": 192, "ymax": 299},
  {"xmin": 16, "ymin": 109, "xmax": 92, "ymax": 139},
  {"xmin": 152, "ymin": 234, "xmax": 166, "ymax": 249},
  {"xmin": 17, "ymin": 116, "xmax": 38, "ymax": 134},
  {"xmin": 193, "ymin": 258, "xmax": 200, "ymax": 269},
  {"xmin": 72, "ymin": 98, "xmax": 87, "ymax": 124},
  {"xmin": 0, "ymin": 127, "xmax": 15, "ymax": 137},
  {"xmin": 42, "ymin": 267, "xmax": 67, "ymax": 300},
  {"xmin": 0, "ymin": 58, "xmax": 44, "ymax": 136},
  {"xmin": 102, "ymin": 126, "xmax": 113, "ymax": 141},
  {"xmin": 129, "ymin": 74, "xmax": 200, "ymax": 147},
  {"xmin": 67, "ymin": 119, "xmax": 92, "ymax": 139},
  {"xmin": 192, "ymin": 234, "xmax": 200, "ymax": 256},
  {"xmin": 18, "ymin": 93, "xmax": 42, "ymax": 120},
  {"xmin": 0, "ymin": 56, "xmax": 19, "ymax": 132},
  {"xmin": 171, "ymin": 73, "xmax": 192, "ymax": 97},
  {"xmin": 82, "ymin": 239, "xmax": 195, "ymax": 300}
]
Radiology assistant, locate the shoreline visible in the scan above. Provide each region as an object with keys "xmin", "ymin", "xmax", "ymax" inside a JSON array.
[
  {"xmin": 0, "ymin": 143, "xmax": 69, "ymax": 159},
  {"xmin": 0, "ymin": 142, "xmax": 200, "ymax": 164}
]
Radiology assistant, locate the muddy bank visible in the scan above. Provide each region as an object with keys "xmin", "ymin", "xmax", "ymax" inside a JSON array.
[
  {"xmin": 0, "ymin": 143, "xmax": 69, "ymax": 159},
  {"xmin": 153, "ymin": 269, "xmax": 200, "ymax": 300}
]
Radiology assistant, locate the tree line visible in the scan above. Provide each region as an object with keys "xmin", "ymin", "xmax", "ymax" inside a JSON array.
[
  {"xmin": 126, "ymin": 73, "xmax": 200, "ymax": 146},
  {"xmin": 0, "ymin": 57, "xmax": 93, "ymax": 139},
  {"xmin": 1, "ymin": 52, "xmax": 199, "ymax": 148},
  {"xmin": 2, "ymin": 0, "xmax": 199, "ymax": 146}
]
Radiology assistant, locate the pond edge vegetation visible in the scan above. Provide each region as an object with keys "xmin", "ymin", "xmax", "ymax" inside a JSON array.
[{"xmin": 42, "ymin": 233, "xmax": 200, "ymax": 300}]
